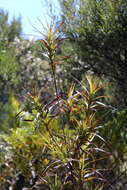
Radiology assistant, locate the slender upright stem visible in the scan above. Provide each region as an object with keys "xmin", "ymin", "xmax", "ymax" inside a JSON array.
[{"xmin": 51, "ymin": 63, "xmax": 58, "ymax": 97}]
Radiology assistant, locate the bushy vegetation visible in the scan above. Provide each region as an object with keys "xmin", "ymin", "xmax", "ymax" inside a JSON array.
[{"xmin": 0, "ymin": 1, "xmax": 127, "ymax": 189}]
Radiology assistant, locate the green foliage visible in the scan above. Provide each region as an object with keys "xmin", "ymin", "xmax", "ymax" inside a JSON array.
[
  {"xmin": 0, "ymin": 9, "xmax": 22, "ymax": 95},
  {"xmin": 89, "ymin": 108, "xmax": 127, "ymax": 190},
  {"xmin": 0, "ymin": 9, "xmax": 21, "ymax": 44},
  {"xmin": 104, "ymin": 109, "xmax": 127, "ymax": 157},
  {"xmin": 0, "ymin": 48, "xmax": 19, "ymax": 89},
  {"xmin": 60, "ymin": 0, "xmax": 127, "ymax": 106},
  {"xmin": 0, "ymin": 94, "xmax": 19, "ymax": 132}
]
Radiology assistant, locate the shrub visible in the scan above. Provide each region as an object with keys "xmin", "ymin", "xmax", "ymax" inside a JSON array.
[{"xmin": 0, "ymin": 22, "xmax": 111, "ymax": 190}]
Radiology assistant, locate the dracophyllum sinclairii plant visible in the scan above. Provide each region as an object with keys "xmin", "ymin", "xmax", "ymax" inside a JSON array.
[{"xmin": 0, "ymin": 22, "xmax": 111, "ymax": 190}]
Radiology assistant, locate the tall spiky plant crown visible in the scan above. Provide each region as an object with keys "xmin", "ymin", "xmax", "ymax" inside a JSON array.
[{"xmin": 40, "ymin": 21, "xmax": 64, "ymax": 97}]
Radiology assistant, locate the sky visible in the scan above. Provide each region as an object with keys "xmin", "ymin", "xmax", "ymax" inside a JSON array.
[{"xmin": 0, "ymin": 0, "xmax": 60, "ymax": 39}]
